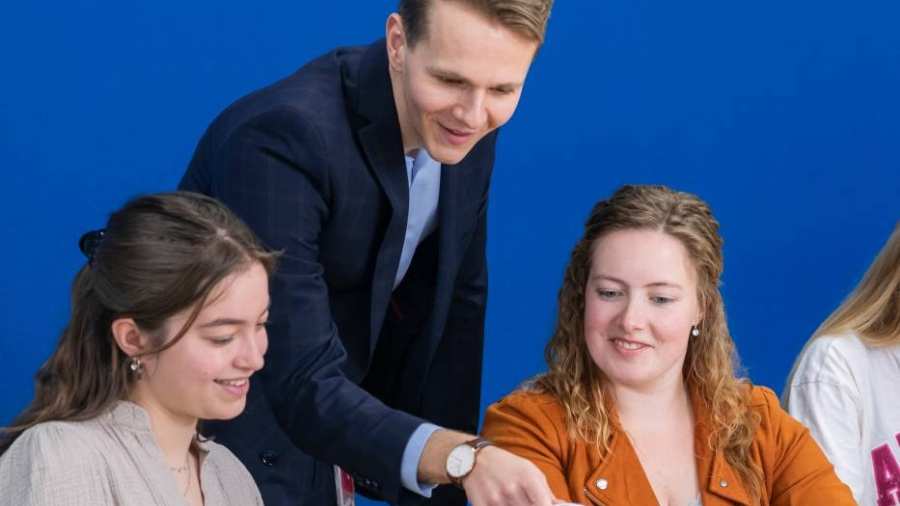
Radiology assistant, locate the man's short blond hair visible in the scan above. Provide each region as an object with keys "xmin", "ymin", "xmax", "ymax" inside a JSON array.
[{"xmin": 398, "ymin": 0, "xmax": 553, "ymax": 46}]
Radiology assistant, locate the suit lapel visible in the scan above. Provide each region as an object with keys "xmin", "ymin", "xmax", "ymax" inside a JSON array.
[
  {"xmin": 346, "ymin": 40, "xmax": 491, "ymax": 377},
  {"xmin": 433, "ymin": 161, "xmax": 463, "ymax": 330},
  {"xmin": 397, "ymin": 161, "xmax": 466, "ymax": 397},
  {"xmin": 399, "ymin": 135, "xmax": 494, "ymax": 401},
  {"xmin": 349, "ymin": 40, "xmax": 410, "ymax": 356}
]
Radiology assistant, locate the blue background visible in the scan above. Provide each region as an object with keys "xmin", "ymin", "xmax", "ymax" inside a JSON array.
[{"xmin": 1, "ymin": 1, "xmax": 897, "ymax": 503}]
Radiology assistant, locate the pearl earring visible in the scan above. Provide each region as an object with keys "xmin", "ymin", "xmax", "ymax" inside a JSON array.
[{"xmin": 691, "ymin": 325, "xmax": 700, "ymax": 337}]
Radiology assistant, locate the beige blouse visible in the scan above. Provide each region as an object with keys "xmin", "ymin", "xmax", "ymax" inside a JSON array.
[{"xmin": 0, "ymin": 401, "xmax": 263, "ymax": 506}]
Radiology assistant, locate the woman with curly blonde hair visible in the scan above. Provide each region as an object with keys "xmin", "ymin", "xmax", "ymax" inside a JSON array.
[
  {"xmin": 481, "ymin": 185, "xmax": 853, "ymax": 505},
  {"xmin": 784, "ymin": 222, "xmax": 900, "ymax": 505}
]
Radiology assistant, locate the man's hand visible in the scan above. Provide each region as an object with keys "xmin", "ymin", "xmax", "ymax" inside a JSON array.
[
  {"xmin": 418, "ymin": 430, "xmax": 556, "ymax": 505},
  {"xmin": 462, "ymin": 445, "xmax": 555, "ymax": 506}
]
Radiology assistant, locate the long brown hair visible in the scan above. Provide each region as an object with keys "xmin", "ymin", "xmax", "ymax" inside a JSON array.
[
  {"xmin": 533, "ymin": 185, "xmax": 763, "ymax": 503},
  {"xmin": 813, "ymin": 221, "xmax": 900, "ymax": 345},
  {"xmin": 1, "ymin": 192, "xmax": 277, "ymax": 455}
]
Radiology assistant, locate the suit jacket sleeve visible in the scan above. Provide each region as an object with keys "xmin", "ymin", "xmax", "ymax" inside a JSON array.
[{"xmin": 181, "ymin": 107, "xmax": 425, "ymax": 503}]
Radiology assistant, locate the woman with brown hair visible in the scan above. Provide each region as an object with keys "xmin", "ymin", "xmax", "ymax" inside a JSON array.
[
  {"xmin": 0, "ymin": 192, "xmax": 277, "ymax": 505},
  {"xmin": 784, "ymin": 222, "xmax": 900, "ymax": 505},
  {"xmin": 481, "ymin": 185, "xmax": 854, "ymax": 505}
]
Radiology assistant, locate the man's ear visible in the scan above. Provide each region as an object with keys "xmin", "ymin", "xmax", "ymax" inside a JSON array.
[
  {"xmin": 385, "ymin": 13, "xmax": 408, "ymax": 72},
  {"xmin": 111, "ymin": 317, "xmax": 151, "ymax": 358}
]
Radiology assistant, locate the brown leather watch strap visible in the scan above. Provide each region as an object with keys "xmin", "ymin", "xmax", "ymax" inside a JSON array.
[{"xmin": 450, "ymin": 437, "xmax": 494, "ymax": 488}]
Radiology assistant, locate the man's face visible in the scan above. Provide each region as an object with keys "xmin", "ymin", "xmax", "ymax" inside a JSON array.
[{"xmin": 387, "ymin": 1, "xmax": 538, "ymax": 164}]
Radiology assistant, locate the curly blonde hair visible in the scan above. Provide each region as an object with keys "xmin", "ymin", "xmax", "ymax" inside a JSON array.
[{"xmin": 533, "ymin": 185, "xmax": 763, "ymax": 504}]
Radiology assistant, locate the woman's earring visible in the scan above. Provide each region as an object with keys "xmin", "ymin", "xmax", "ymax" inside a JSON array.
[
  {"xmin": 129, "ymin": 357, "xmax": 144, "ymax": 377},
  {"xmin": 690, "ymin": 325, "xmax": 700, "ymax": 337}
]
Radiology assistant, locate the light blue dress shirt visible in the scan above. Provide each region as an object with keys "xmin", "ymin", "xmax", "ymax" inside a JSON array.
[
  {"xmin": 396, "ymin": 150, "xmax": 443, "ymax": 496},
  {"xmin": 401, "ymin": 423, "xmax": 442, "ymax": 496},
  {"xmin": 394, "ymin": 149, "xmax": 441, "ymax": 288}
]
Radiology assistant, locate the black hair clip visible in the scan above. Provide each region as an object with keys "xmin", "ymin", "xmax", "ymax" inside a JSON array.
[{"xmin": 78, "ymin": 229, "xmax": 106, "ymax": 266}]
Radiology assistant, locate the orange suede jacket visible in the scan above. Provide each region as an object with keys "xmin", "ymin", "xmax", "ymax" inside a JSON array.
[{"xmin": 482, "ymin": 386, "xmax": 855, "ymax": 505}]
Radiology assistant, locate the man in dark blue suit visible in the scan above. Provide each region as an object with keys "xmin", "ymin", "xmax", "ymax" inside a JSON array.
[{"xmin": 180, "ymin": 1, "xmax": 554, "ymax": 505}]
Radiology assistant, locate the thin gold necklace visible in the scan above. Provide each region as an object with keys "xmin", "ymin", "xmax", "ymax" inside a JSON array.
[{"xmin": 169, "ymin": 451, "xmax": 191, "ymax": 497}]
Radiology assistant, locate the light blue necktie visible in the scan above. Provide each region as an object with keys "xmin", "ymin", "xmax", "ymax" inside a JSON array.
[{"xmin": 394, "ymin": 149, "xmax": 441, "ymax": 288}]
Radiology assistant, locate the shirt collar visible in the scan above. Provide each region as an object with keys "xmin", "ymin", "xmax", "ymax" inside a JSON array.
[
  {"xmin": 405, "ymin": 149, "xmax": 440, "ymax": 184},
  {"xmin": 108, "ymin": 400, "xmax": 211, "ymax": 453}
]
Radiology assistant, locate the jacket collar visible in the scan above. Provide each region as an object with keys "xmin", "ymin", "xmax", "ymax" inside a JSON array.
[
  {"xmin": 583, "ymin": 389, "xmax": 752, "ymax": 506},
  {"xmin": 692, "ymin": 390, "xmax": 752, "ymax": 505},
  {"xmin": 109, "ymin": 401, "xmax": 211, "ymax": 455},
  {"xmin": 344, "ymin": 40, "xmax": 410, "ymax": 353},
  {"xmin": 344, "ymin": 39, "xmax": 483, "ymax": 361},
  {"xmin": 347, "ymin": 38, "xmax": 408, "ymax": 222}
]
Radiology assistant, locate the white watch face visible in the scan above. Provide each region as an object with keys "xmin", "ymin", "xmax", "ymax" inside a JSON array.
[{"xmin": 446, "ymin": 445, "xmax": 476, "ymax": 479}]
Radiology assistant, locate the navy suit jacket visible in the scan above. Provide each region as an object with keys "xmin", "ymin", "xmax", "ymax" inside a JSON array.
[{"xmin": 180, "ymin": 39, "xmax": 495, "ymax": 505}]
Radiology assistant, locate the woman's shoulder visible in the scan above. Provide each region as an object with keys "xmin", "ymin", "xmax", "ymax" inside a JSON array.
[
  {"xmin": 489, "ymin": 387, "xmax": 568, "ymax": 421},
  {"xmin": 4, "ymin": 419, "xmax": 103, "ymax": 466},
  {"xmin": 201, "ymin": 440, "xmax": 263, "ymax": 502},
  {"xmin": 747, "ymin": 384, "xmax": 820, "ymax": 446},
  {"xmin": 483, "ymin": 385, "xmax": 571, "ymax": 445},
  {"xmin": 203, "ymin": 439, "xmax": 246, "ymax": 469},
  {"xmin": 0, "ymin": 419, "xmax": 108, "ymax": 496},
  {"xmin": 790, "ymin": 332, "xmax": 868, "ymax": 378},
  {"xmin": 482, "ymin": 386, "xmax": 575, "ymax": 465},
  {"xmin": 744, "ymin": 386, "xmax": 858, "ymax": 503},
  {"xmin": 747, "ymin": 384, "xmax": 782, "ymax": 411},
  {"xmin": 203, "ymin": 440, "xmax": 259, "ymax": 482},
  {"xmin": 801, "ymin": 332, "xmax": 867, "ymax": 359}
]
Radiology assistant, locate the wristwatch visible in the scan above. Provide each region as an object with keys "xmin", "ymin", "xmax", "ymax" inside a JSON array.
[{"xmin": 446, "ymin": 437, "xmax": 493, "ymax": 486}]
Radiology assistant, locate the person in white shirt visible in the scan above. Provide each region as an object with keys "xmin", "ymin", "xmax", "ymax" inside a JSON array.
[{"xmin": 784, "ymin": 221, "xmax": 900, "ymax": 506}]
